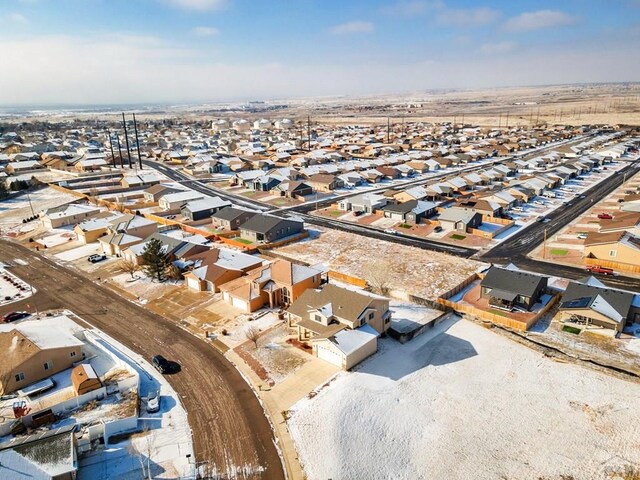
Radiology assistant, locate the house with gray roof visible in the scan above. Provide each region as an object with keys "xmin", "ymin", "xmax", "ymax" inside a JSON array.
[
  {"xmin": 480, "ymin": 266, "xmax": 548, "ymax": 311},
  {"xmin": 558, "ymin": 277, "xmax": 639, "ymax": 334},
  {"xmin": 180, "ymin": 196, "xmax": 232, "ymax": 221},
  {"xmin": 239, "ymin": 214, "xmax": 304, "ymax": 243},
  {"xmin": 437, "ymin": 207, "xmax": 482, "ymax": 232},
  {"xmin": 382, "ymin": 200, "xmax": 436, "ymax": 224},
  {"xmin": 211, "ymin": 206, "xmax": 258, "ymax": 231}
]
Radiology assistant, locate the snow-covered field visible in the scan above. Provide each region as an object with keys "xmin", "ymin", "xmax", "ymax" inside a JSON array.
[
  {"xmin": 54, "ymin": 243, "xmax": 101, "ymax": 261},
  {"xmin": 275, "ymin": 228, "xmax": 482, "ymax": 299},
  {"xmin": 0, "ymin": 187, "xmax": 79, "ymax": 232},
  {"xmin": 289, "ymin": 317, "xmax": 640, "ymax": 480}
]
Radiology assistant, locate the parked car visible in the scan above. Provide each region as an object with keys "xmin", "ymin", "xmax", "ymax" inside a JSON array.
[
  {"xmin": 586, "ymin": 265, "xmax": 614, "ymax": 275},
  {"xmin": 533, "ymin": 199, "xmax": 545, "ymax": 205},
  {"xmin": 87, "ymin": 254, "xmax": 107, "ymax": 263},
  {"xmin": 383, "ymin": 228, "xmax": 397, "ymax": 235},
  {"xmin": 512, "ymin": 206, "xmax": 524, "ymax": 212},
  {"xmin": 353, "ymin": 211, "xmax": 364, "ymax": 217},
  {"xmin": 577, "ymin": 233, "xmax": 588, "ymax": 240},
  {"xmin": 536, "ymin": 216, "xmax": 547, "ymax": 223},
  {"xmin": 3, "ymin": 311, "xmax": 31, "ymax": 323},
  {"xmin": 146, "ymin": 390, "xmax": 160, "ymax": 413},
  {"xmin": 152, "ymin": 355, "xmax": 170, "ymax": 374},
  {"xmin": 597, "ymin": 213, "xmax": 613, "ymax": 220},
  {"xmin": 433, "ymin": 226, "xmax": 443, "ymax": 233}
]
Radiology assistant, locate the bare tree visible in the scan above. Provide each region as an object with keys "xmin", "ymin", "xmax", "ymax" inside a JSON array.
[
  {"xmin": 120, "ymin": 259, "xmax": 140, "ymax": 280},
  {"xmin": 244, "ymin": 325, "xmax": 260, "ymax": 348},
  {"xmin": 362, "ymin": 260, "xmax": 392, "ymax": 295},
  {"xmin": 128, "ymin": 425, "xmax": 156, "ymax": 480}
]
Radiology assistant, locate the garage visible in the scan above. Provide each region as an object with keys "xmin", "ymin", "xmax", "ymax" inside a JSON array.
[
  {"xmin": 231, "ymin": 296, "xmax": 248, "ymax": 312},
  {"xmin": 186, "ymin": 276, "xmax": 202, "ymax": 292},
  {"xmin": 315, "ymin": 342, "xmax": 345, "ymax": 369}
]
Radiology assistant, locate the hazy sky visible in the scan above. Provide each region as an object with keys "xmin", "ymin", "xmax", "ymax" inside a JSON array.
[{"xmin": 1, "ymin": 0, "xmax": 639, "ymax": 105}]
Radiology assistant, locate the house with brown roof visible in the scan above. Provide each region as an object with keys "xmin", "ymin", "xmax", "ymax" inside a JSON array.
[
  {"xmin": 219, "ymin": 259, "xmax": 321, "ymax": 312},
  {"xmin": 306, "ymin": 173, "xmax": 344, "ymax": 192},
  {"xmin": 0, "ymin": 323, "xmax": 83, "ymax": 395},
  {"xmin": 584, "ymin": 231, "xmax": 640, "ymax": 269},
  {"xmin": 598, "ymin": 211, "xmax": 640, "ymax": 236},
  {"xmin": 286, "ymin": 284, "xmax": 391, "ymax": 369},
  {"xmin": 183, "ymin": 248, "xmax": 263, "ymax": 292}
]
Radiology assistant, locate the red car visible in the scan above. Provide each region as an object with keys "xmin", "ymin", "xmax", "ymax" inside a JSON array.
[
  {"xmin": 586, "ymin": 265, "xmax": 614, "ymax": 275},
  {"xmin": 597, "ymin": 213, "xmax": 613, "ymax": 220}
]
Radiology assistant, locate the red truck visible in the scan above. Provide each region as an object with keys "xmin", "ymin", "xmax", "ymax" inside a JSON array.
[
  {"xmin": 597, "ymin": 213, "xmax": 613, "ymax": 220},
  {"xmin": 586, "ymin": 265, "xmax": 614, "ymax": 275}
]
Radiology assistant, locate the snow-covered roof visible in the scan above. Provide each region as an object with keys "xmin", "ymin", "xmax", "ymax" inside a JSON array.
[{"xmin": 330, "ymin": 324, "xmax": 378, "ymax": 355}]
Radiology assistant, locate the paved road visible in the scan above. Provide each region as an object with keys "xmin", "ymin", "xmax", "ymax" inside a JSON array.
[
  {"xmin": 480, "ymin": 160, "xmax": 640, "ymax": 291},
  {"xmin": 0, "ymin": 240, "xmax": 284, "ymax": 480}
]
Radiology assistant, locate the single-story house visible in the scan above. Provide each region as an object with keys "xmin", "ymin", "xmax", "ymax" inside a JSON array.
[
  {"xmin": 183, "ymin": 248, "xmax": 263, "ymax": 292},
  {"xmin": 180, "ymin": 197, "xmax": 232, "ymax": 221},
  {"xmin": 480, "ymin": 266, "xmax": 548, "ymax": 312},
  {"xmin": 382, "ymin": 200, "xmax": 437, "ymax": 224},
  {"xmin": 211, "ymin": 206, "xmax": 258, "ymax": 231},
  {"xmin": 238, "ymin": 214, "xmax": 304, "ymax": 244},
  {"xmin": 437, "ymin": 207, "xmax": 482, "ymax": 232}
]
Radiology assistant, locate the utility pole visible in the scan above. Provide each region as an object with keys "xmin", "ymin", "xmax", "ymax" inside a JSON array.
[
  {"xmin": 498, "ymin": 112, "xmax": 502, "ymax": 129},
  {"xmin": 529, "ymin": 109, "xmax": 533, "ymax": 125},
  {"xmin": 307, "ymin": 116, "xmax": 311, "ymax": 152},
  {"xmin": 536, "ymin": 108, "xmax": 540, "ymax": 125},
  {"xmin": 543, "ymin": 228, "xmax": 547, "ymax": 259},
  {"xmin": 505, "ymin": 111, "xmax": 509, "ymax": 129},
  {"xmin": 122, "ymin": 112, "xmax": 133, "ymax": 168},
  {"xmin": 115, "ymin": 134, "xmax": 124, "ymax": 168},
  {"xmin": 133, "ymin": 113, "xmax": 143, "ymax": 170},
  {"xmin": 387, "ymin": 116, "xmax": 390, "ymax": 144},
  {"xmin": 107, "ymin": 129, "xmax": 116, "ymax": 167}
]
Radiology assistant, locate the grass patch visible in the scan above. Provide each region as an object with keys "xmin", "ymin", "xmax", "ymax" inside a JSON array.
[
  {"xmin": 235, "ymin": 238, "xmax": 254, "ymax": 245},
  {"xmin": 271, "ymin": 199, "xmax": 287, "ymax": 206},
  {"xmin": 398, "ymin": 223, "xmax": 412, "ymax": 229},
  {"xmin": 328, "ymin": 210, "xmax": 343, "ymax": 217},
  {"xmin": 562, "ymin": 325, "xmax": 581, "ymax": 335},
  {"xmin": 488, "ymin": 309, "xmax": 509, "ymax": 317},
  {"xmin": 242, "ymin": 191, "xmax": 257, "ymax": 197},
  {"xmin": 451, "ymin": 234, "xmax": 466, "ymax": 240},
  {"xmin": 550, "ymin": 248, "xmax": 568, "ymax": 256}
]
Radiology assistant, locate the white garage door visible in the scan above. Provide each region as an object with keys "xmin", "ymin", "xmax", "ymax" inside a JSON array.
[
  {"xmin": 187, "ymin": 277, "xmax": 201, "ymax": 291},
  {"xmin": 231, "ymin": 296, "xmax": 248, "ymax": 311},
  {"xmin": 316, "ymin": 343, "xmax": 344, "ymax": 368}
]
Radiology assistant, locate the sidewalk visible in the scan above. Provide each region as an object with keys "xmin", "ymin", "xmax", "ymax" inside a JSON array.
[{"xmin": 225, "ymin": 349, "xmax": 339, "ymax": 480}]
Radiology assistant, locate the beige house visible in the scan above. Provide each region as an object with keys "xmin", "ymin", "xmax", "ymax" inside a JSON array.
[
  {"xmin": 0, "ymin": 324, "xmax": 84, "ymax": 395},
  {"xmin": 286, "ymin": 284, "xmax": 391, "ymax": 369},
  {"xmin": 43, "ymin": 204, "xmax": 102, "ymax": 229},
  {"xmin": 584, "ymin": 231, "xmax": 640, "ymax": 269}
]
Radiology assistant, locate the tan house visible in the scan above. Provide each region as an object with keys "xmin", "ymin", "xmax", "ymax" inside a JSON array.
[
  {"xmin": 183, "ymin": 248, "xmax": 263, "ymax": 292},
  {"xmin": 584, "ymin": 231, "xmax": 640, "ymax": 269},
  {"xmin": 42, "ymin": 204, "xmax": 102, "ymax": 229},
  {"xmin": 286, "ymin": 284, "xmax": 391, "ymax": 369},
  {"xmin": 219, "ymin": 259, "xmax": 321, "ymax": 313},
  {"xmin": 0, "ymin": 323, "xmax": 83, "ymax": 395}
]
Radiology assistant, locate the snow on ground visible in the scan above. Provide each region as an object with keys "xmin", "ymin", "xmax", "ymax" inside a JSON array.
[
  {"xmin": 218, "ymin": 310, "xmax": 281, "ymax": 349},
  {"xmin": 108, "ymin": 272, "xmax": 180, "ymax": 303},
  {"xmin": 289, "ymin": 317, "xmax": 640, "ymax": 480},
  {"xmin": 388, "ymin": 300, "xmax": 443, "ymax": 333},
  {"xmin": 76, "ymin": 320, "xmax": 194, "ymax": 480},
  {"xmin": 0, "ymin": 187, "xmax": 79, "ymax": 232},
  {"xmin": 36, "ymin": 226, "xmax": 77, "ymax": 248},
  {"xmin": 0, "ymin": 268, "xmax": 33, "ymax": 306},
  {"xmin": 54, "ymin": 242, "xmax": 101, "ymax": 261},
  {"xmin": 275, "ymin": 227, "xmax": 482, "ymax": 299}
]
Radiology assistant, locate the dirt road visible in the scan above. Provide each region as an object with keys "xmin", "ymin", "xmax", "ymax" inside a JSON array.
[{"xmin": 0, "ymin": 239, "xmax": 284, "ymax": 479}]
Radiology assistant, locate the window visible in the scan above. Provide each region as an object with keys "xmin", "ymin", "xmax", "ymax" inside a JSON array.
[
  {"xmin": 281, "ymin": 287, "xmax": 291, "ymax": 305},
  {"xmin": 15, "ymin": 372, "xmax": 25, "ymax": 382},
  {"xmin": 368, "ymin": 312, "xmax": 374, "ymax": 320},
  {"xmin": 385, "ymin": 317, "xmax": 390, "ymax": 324},
  {"xmin": 314, "ymin": 314, "xmax": 322, "ymax": 323},
  {"xmin": 609, "ymin": 250, "xmax": 617, "ymax": 257},
  {"xmin": 70, "ymin": 351, "xmax": 77, "ymax": 358},
  {"xmin": 44, "ymin": 361, "xmax": 53, "ymax": 371}
]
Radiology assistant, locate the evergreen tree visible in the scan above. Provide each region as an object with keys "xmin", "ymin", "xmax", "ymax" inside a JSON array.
[
  {"xmin": 141, "ymin": 238, "xmax": 169, "ymax": 282},
  {"xmin": 0, "ymin": 182, "xmax": 9, "ymax": 199}
]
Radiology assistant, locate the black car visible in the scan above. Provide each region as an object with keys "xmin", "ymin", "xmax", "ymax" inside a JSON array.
[
  {"xmin": 3, "ymin": 311, "xmax": 31, "ymax": 323},
  {"xmin": 152, "ymin": 355, "xmax": 170, "ymax": 374}
]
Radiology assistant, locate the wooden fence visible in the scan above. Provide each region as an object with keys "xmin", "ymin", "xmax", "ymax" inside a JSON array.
[
  {"xmin": 584, "ymin": 256, "xmax": 640, "ymax": 274},
  {"xmin": 328, "ymin": 270, "xmax": 367, "ymax": 288}
]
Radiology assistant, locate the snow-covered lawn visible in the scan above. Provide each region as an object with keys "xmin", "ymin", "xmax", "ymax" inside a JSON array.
[
  {"xmin": 108, "ymin": 272, "xmax": 180, "ymax": 303},
  {"xmin": 0, "ymin": 187, "xmax": 78, "ymax": 232},
  {"xmin": 54, "ymin": 243, "xmax": 101, "ymax": 262},
  {"xmin": 289, "ymin": 317, "xmax": 640, "ymax": 480},
  {"xmin": 0, "ymin": 268, "xmax": 33, "ymax": 305},
  {"xmin": 217, "ymin": 310, "xmax": 281, "ymax": 349},
  {"xmin": 275, "ymin": 227, "xmax": 482, "ymax": 299}
]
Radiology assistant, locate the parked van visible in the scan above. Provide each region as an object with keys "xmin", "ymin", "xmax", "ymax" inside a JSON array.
[{"xmin": 542, "ymin": 191, "xmax": 556, "ymax": 198}]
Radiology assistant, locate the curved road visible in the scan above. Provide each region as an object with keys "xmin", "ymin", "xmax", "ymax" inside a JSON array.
[{"xmin": 0, "ymin": 239, "xmax": 284, "ymax": 480}]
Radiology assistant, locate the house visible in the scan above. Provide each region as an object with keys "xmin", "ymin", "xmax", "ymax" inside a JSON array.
[
  {"xmin": 75, "ymin": 158, "xmax": 108, "ymax": 172},
  {"xmin": 0, "ymin": 424, "xmax": 78, "ymax": 480},
  {"xmin": 180, "ymin": 197, "xmax": 232, "ymax": 221},
  {"xmin": 121, "ymin": 232, "xmax": 211, "ymax": 265},
  {"xmin": 437, "ymin": 207, "xmax": 482, "ymax": 232},
  {"xmin": 4, "ymin": 160, "xmax": 44, "ymax": 174},
  {"xmin": 584, "ymin": 231, "xmax": 640, "ymax": 269},
  {"xmin": 306, "ymin": 173, "xmax": 344, "ymax": 192},
  {"xmin": 0, "ymin": 318, "xmax": 84, "ymax": 395},
  {"xmin": 598, "ymin": 211, "xmax": 640, "ymax": 236},
  {"xmin": 120, "ymin": 172, "xmax": 163, "ymax": 189},
  {"xmin": 71, "ymin": 364, "xmax": 102, "ymax": 395},
  {"xmin": 273, "ymin": 181, "xmax": 313, "ymax": 199},
  {"xmin": 457, "ymin": 199, "xmax": 503, "ymax": 218},
  {"xmin": 183, "ymin": 248, "xmax": 263, "ymax": 292},
  {"xmin": 238, "ymin": 214, "xmax": 304, "ymax": 243},
  {"xmin": 158, "ymin": 191, "xmax": 205, "ymax": 212},
  {"xmin": 211, "ymin": 206, "xmax": 258, "ymax": 231},
  {"xmin": 382, "ymin": 200, "xmax": 437, "ymax": 224},
  {"xmin": 73, "ymin": 212, "xmax": 129, "ymax": 244},
  {"xmin": 97, "ymin": 232, "xmax": 143, "ymax": 256},
  {"xmin": 338, "ymin": 193, "xmax": 388, "ymax": 213},
  {"xmin": 393, "ymin": 186, "xmax": 428, "ymax": 203},
  {"xmin": 42, "ymin": 204, "xmax": 102, "ymax": 229},
  {"xmin": 219, "ymin": 259, "xmax": 322, "ymax": 312},
  {"xmin": 143, "ymin": 184, "xmax": 185, "ymax": 203},
  {"xmin": 480, "ymin": 266, "xmax": 548, "ymax": 312},
  {"xmin": 557, "ymin": 277, "xmax": 637, "ymax": 334}
]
